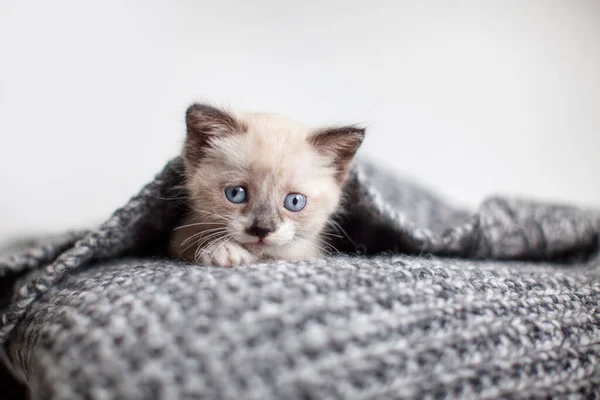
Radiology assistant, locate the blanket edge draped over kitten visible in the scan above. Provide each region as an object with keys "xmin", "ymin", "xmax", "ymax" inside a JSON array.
[{"xmin": 0, "ymin": 156, "xmax": 599, "ymax": 398}]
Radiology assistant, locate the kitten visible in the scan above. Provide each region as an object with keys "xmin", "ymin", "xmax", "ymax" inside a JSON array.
[{"xmin": 169, "ymin": 104, "xmax": 365, "ymax": 267}]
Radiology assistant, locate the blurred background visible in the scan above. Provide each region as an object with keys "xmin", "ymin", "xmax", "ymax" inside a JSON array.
[{"xmin": 1, "ymin": 1, "xmax": 598, "ymax": 241}]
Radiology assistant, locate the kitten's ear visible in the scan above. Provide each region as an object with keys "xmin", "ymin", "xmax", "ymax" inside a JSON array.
[
  {"xmin": 184, "ymin": 104, "xmax": 245, "ymax": 163},
  {"xmin": 308, "ymin": 126, "xmax": 365, "ymax": 183}
]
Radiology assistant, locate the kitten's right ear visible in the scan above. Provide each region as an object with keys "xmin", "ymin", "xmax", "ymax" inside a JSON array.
[{"xmin": 184, "ymin": 104, "xmax": 245, "ymax": 163}]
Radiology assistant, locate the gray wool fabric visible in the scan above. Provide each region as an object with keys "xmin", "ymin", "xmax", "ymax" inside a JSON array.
[{"xmin": 1, "ymin": 157, "xmax": 599, "ymax": 399}]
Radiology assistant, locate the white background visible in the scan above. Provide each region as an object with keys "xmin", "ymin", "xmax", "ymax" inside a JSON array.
[{"xmin": 1, "ymin": 1, "xmax": 599, "ymax": 241}]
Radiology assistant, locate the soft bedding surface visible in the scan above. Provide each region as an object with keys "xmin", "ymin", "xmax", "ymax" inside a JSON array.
[{"xmin": 1, "ymin": 158, "xmax": 599, "ymax": 399}]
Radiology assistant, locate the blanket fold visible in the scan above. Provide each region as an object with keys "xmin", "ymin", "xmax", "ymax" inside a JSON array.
[{"xmin": 1, "ymin": 157, "xmax": 599, "ymax": 399}]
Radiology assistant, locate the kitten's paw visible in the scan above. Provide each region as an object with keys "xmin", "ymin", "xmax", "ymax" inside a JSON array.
[{"xmin": 200, "ymin": 242, "xmax": 257, "ymax": 267}]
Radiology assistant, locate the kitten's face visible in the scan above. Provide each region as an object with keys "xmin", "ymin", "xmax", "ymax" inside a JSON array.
[{"xmin": 183, "ymin": 104, "xmax": 364, "ymax": 257}]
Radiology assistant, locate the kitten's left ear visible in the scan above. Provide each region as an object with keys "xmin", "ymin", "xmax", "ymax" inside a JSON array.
[{"xmin": 308, "ymin": 126, "xmax": 365, "ymax": 183}]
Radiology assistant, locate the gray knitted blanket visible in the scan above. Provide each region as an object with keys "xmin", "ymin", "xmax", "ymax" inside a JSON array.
[{"xmin": 1, "ymin": 158, "xmax": 599, "ymax": 399}]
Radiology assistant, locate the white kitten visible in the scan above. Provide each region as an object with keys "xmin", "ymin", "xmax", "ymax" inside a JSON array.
[{"xmin": 169, "ymin": 104, "xmax": 365, "ymax": 267}]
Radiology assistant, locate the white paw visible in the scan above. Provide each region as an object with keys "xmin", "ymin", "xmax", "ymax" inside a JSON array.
[{"xmin": 200, "ymin": 241, "xmax": 257, "ymax": 267}]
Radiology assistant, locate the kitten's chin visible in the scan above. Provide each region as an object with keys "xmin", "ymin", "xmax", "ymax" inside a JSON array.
[
  {"xmin": 239, "ymin": 239, "xmax": 292, "ymax": 257},
  {"xmin": 240, "ymin": 242, "xmax": 268, "ymax": 253},
  {"xmin": 235, "ymin": 232, "xmax": 294, "ymax": 254},
  {"xmin": 235, "ymin": 231, "xmax": 318, "ymax": 260}
]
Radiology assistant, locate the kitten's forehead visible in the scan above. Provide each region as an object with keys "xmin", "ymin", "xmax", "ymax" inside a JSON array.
[
  {"xmin": 209, "ymin": 112, "xmax": 329, "ymax": 177},
  {"xmin": 237, "ymin": 111, "xmax": 312, "ymax": 141}
]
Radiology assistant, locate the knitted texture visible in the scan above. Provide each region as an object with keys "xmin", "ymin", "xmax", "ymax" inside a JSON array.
[{"xmin": 1, "ymin": 157, "xmax": 599, "ymax": 399}]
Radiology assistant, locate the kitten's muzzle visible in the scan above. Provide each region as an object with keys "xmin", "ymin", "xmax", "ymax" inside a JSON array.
[{"xmin": 246, "ymin": 225, "xmax": 274, "ymax": 239}]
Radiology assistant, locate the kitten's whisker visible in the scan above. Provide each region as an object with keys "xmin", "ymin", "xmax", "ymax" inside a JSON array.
[
  {"xmin": 209, "ymin": 236, "xmax": 233, "ymax": 265},
  {"xmin": 193, "ymin": 231, "xmax": 229, "ymax": 252},
  {"xmin": 179, "ymin": 231, "xmax": 206, "ymax": 249},
  {"xmin": 192, "ymin": 209, "xmax": 235, "ymax": 223},
  {"xmin": 179, "ymin": 227, "xmax": 226, "ymax": 248},
  {"xmin": 306, "ymin": 233, "xmax": 341, "ymax": 255},
  {"xmin": 150, "ymin": 195, "xmax": 189, "ymax": 201},
  {"xmin": 181, "ymin": 236, "xmax": 207, "ymax": 257},
  {"xmin": 182, "ymin": 230, "xmax": 227, "ymax": 255},
  {"xmin": 315, "ymin": 237, "xmax": 341, "ymax": 254},
  {"xmin": 173, "ymin": 222, "xmax": 226, "ymax": 231},
  {"xmin": 295, "ymin": 234, "xmax": 336, "ymax": 256},
  {"xmin": 181, "ymin": 234, "xmax": 206, "ymax": 259},
  {"xmin": 326, "ymin": 219, "xmax": 358, "ymax": 248},
  {"xmin": 151, "ymin": 186, "xmax": 189, "ymax": 201},
  {"xmin": 301, "ymin": 239, "xmax": 331, "ymax": 256},
  {"xmin": 194, "ymin": 236, "xmax": 217, "ymax": 263},
  {"xmin": 196, "ymin": 234, "xmax": 231, "ymax": 264},
  {"xmin": 319, "ymin": 231, "xmax": 344, "ymax": 239},
  {"xmin": 196, "ymin": 233, "xmax": 231, "ymax": 261}
]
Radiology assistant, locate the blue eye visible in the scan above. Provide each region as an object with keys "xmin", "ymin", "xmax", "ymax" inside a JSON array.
[
  {"xmin": 283, "ymin": 193, "xmax": 307, "ymax": 212},
  {"xmin": 224, "ymin": 186, "xmax": 247, "ymax": 203}
]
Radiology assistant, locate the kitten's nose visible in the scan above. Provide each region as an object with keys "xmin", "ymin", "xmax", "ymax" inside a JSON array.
[{"xmin": 246, "ymin": 225, "xmax": 273, "ymax": 239}]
